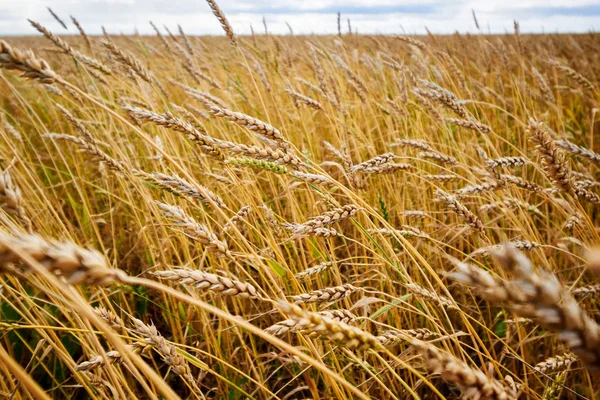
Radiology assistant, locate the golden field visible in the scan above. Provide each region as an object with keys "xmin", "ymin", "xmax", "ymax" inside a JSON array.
[{"xmin": 0, "ymin": 4, "xmax": 599, "ymax": 399}]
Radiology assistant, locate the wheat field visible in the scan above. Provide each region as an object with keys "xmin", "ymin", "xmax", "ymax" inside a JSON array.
[{"xmin": 0, "ymin": 3, "xmax": 599, "ymax": 399}]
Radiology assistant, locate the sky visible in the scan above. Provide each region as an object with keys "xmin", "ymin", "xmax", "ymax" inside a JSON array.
[{"xmin": 1, "ymin": 0, "xmax": 600, "ymax": 36}]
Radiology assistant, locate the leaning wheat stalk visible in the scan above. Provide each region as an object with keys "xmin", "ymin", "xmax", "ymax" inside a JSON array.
[
  {"xmin": 155, "ymin": 202, "xmax": 231, "ymax": 257},
  {"xmin": 124, "ymin": 105, "xmax": 303, "ymax": 166},
  {"xmin": 70, "ymin": 16, "xmax": 92, "ymax": 52},
  {"xmin": 445, "ymin": 117, "xmax": 492, "ymax": 134},
  {"xmin": 349, "ymin": 153, "xmax": 396, "ymax": 172},
  {"xmin": 44, "ymin": 133, "xmax": 126, "ymax": 172},
  {"xmin": 289, "ymin": 205, "xmax": 360, "ymax": 238},
  {"xmin": 204, "ymin": 0, "xmax": 236, "ymax": 45},
  {"xmin": 450, "ymin": 244, "xmax": 600, "ymax": 368},
  {"xmin": 0, "ymin": 231, "xmax": 125, "ymax": 284},
  {"xmin": 376, "ymin": 328, "xmax": 448, "ymax": 346},
  {"xmin": 277, "ymin": 300, "xmax": 382, "ymax": 350},
  {"xmin": 29, "ymin": 20, "xmax": 111, "ymax": 76},
  {"xmin": 528, "ymin": 120, "xmax": 575, "ymax": 195},
  {"xmin": 290, "ymin": 283, "xmax": 360, "ymax": 304},
  {"xmin": 435, "ymin": 189, "xmax": 485, "ymax": 233},
  {"xmin": 153, "ymin": 268, "xmax": 264, "ymax": 300},
  {"xmin": 405, "ymin": 283, "xmax": 457, "ymax": 310},
  {"xmin": 294, "ymin": 261, "xmax": 333, "ymax": 280},
  {"xmin": 204, "ymin": 104, "xmax": 289, "ymax": 149},
  {"xmin": 548, "ymin": 58, "xmax": 594, "ymax": 91},
  {"xmin": 534, "ymin": 353, "xmax": 577, "ymax": 374},
  {"xmin": 555, "ymin": 140, "xmax": 600, "ymax": 165},
  {"xmin": 223, "ymin": 206, "xmax": 252, "ymax": 233},
  {"xmin": 266, "ymin": 309, "xmax": 356, "ymax": 336},
  {"xmin": 0, "ymin": 40, "xmax": 57, "ymax": 83},
  {"xmin": 0, "ymin": 168, "xmax": 30, "ymax": 228},
  {"xmin": 130, "ymin": 318, "xmax": 200, "ymax": 390},
  {"xmin": 285, "ymin": 88, "xmax": 323, "ymax": 110},
  {"xmin": 411, "ymin": 339, "xmax": 517, "ymax": 399}
]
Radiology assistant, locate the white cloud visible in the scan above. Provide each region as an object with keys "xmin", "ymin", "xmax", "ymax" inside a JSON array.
[{"xmin": 0, "ymin": 0, "xmax": 599, "ymax": 36}]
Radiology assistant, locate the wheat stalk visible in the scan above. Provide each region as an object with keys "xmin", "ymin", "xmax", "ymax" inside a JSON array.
[
  {"xmin": 155, "ymin": 201, "xmax": 230, "ymax": 257},
  {"xmin": 153, "ymin": 268, "xmax": 263, "ymax": 300},
  {"xmin": 445, "ymin": 117, "xmax": 492, "ymax": 134},
  {"xmin": 44, "ymin": 133, "xmax": 126, "ymax": 173},
  {"xmin": 418, "ymin": 151, "xmax": 457, "ymax": 165},
  {"xmin": 534, "ymin": 353, "xmax": 577, "ymax": 374},
  {"xmin": 548, "ymin": 58, "xmax": 594, "ymax": 91},
  {"xmin": 0, "ymin": 231, "xmax": 125, "ymax": 285},
  {"xmin": 130, "ymin": 318, "xmax": 199, "ymax": 390},
  {"xmin": 277, "ymin": 300, "xmax": 381, "ymax": 350},
  {"xmin": 469, "ymin": 241, "xmax": 539, "ymax": 258},
  {"xmin": 29, "ymin": 20, "xmax": 111, "ymax": 76},
  {"xmin": 70, "ymin": 16, "xmax": 92, "ymax": 49},
  {"xmin": 290, "ymin": 283, "xmax": 360, "ymax": 304},
  {"xmin": 266, "ymin": 309, "xmax": 356, "ymax": 336},
  {"xmin": 47, "ymin": 7, "xmax": 67, "ymax": 29},
  {"xmin": 223, "ymin": 206, "xmax": 252, "ymax": 233},
  {"xmin": 405, "ymin": 283, "xmax": 457, "ymax": 310},
  {"xmin": 290, "ymin": 205, "xmax": 360, "ymax": 237},
  {"xmin": 0, "ymin": 168, "xmax": 29, "ymax": 228},
  {"xmin": 0, "ymin": 40, "xmax": 57, "ymax": 83},
  {"xmin": 451, "ymin": 244, "xmax": 600, "ymax": 368},
  {"xmin": 528, "ymin": 120, "xmax": 575, "ymax": 195},
  {"xmin": 487, "ymin": 157, "xmax": 527, "ymax": 168},
  {"xmin": 204, "ymin": 0, "xmax": 236, "ymax": 45},
  {"xmin": 435, "ymin": 189, "xmax": 485, "ymax": 232},
  {"xmin": 555, "ymin": 140, "xmax": 600, "ymax": 165},
  {"xmin": 411, "ymin": 340, "xmax": 516, "ymax": 399},
  {"xmin": 205, "ymin": 104, "xmax": 289, "ymax": 149},
  {"xmin": 294, "ymin": 261, "xmax": 333, "ymax": 280},
  {"xmin": 349, "ymin": 153, "xmax": 397, "ymax": 172},
  {"xmin": 392, "ymin": 138, "xmax": 434, "ymax": 152}
]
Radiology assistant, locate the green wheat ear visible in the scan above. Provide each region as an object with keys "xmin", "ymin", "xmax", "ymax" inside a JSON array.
[
  {"xmin": 225, "ymin": 157, "xmax": 289, "ymax": 174},
  {"xmin": 378, "ymin": 193, "xmax": 389, "ymax": 222}
]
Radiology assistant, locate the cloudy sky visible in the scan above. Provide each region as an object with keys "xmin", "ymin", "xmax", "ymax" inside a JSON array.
[{"xmin": 2, "ymin": 0, "xmax": 600, "ymax": 36}]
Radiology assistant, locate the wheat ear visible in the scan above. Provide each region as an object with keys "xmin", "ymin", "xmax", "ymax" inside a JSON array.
[{"xmin": 153, "ymin": 268, "xmax": 263, "ymax": 300}]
